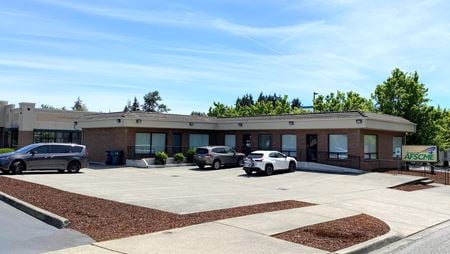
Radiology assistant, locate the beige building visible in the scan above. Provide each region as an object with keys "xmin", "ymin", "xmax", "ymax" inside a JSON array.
[{"xmin": 0, "ymin": 101, "xmax": 89, "ymax": 148}]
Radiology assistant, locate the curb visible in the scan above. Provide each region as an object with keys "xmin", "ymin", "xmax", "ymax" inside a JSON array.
[
  {"xmin": 337, "ymin": 230, "xmax": 402, "ymax": 254},
  {"xmin": 0, "ymin": 191, "xmax": 69, "ymax": 229}
]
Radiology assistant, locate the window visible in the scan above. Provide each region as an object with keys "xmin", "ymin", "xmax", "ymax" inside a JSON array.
[
  {"xmin": 258, "ymin": 134, "xmax": 272, "ymax": 150},
  {"xmin": 33, "ymin": 130, "xmax": 82, "ymax": 144},
  {"xmin": 393, "ymin": 137, "xmax": 403, "ymax": 158},
  {"xmin": 189, "ymin": 134, "xmax": 209, "ymax": 148},
  {"xmin": 329, "ymin": 134, "xmax": 348, "ymax": 159},
  {"xmin": 151, "ymin": 133, "xmax": 166, "ymax": 153},
  {"xmin": 281, "ymin": 135, "xmax": 297, "ymax": 157},
  {"xmin": 135, "ymin": 133, "xmax": 167, "ymax": 155},
  {"xmin": 364, "ymin": 135, "xmax": 377, "ymax": 159},
  {"xmin": 49, "ymin": 145, "xmax": 70, "ymax": 153},
  {"xmin": 172, "ymin": 133, "xmax": 182, "ymax": 154},
  {"xmin": 224, "ymin": 147, "xmax": 235, "ymax": 154},
  {"xmin": 31, "ymin": 145, "xmax": 49, "ymax": 154},
  {"xmin": 224, "ymin": 135, "xmax": 236, "ymax": 149}
]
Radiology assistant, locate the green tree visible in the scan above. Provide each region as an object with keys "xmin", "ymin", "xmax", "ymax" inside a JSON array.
[
  {"xmin": 142, "ymin": 91, "xmax": 169, "ymax": 113},
  {"xmin": 72, "ymin": 97, "xmax": 87, "ymax": 111},
  {"xmin": 131, "ymin": 97, "xmax": 140, "ymax": 111},
  {"xmin": 372, "ymin": 68, "xmax": 431, "ymax": 145},
  {"xmin": 313, "ymin": 91, "xmax": 374, "ymax": 112},
  {"xmin": 41, "ymin": 104, "xmax": 58, "ymax": 110},
  {"xmin": 191, "ymin": 111, "xmax": 207, "ymax": 116},
  {"xmin": 123, "ymin": 100, "xmax": 131, "ymax": 112},
  {"xmin": 434, "ymin": 110, "xmax": 450, "ymax": 150}
]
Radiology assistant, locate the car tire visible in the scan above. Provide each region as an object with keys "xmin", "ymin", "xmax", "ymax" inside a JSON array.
[
  {"xmin": 10, "ymin": 161, "xmax": 25, "ymax": 175},
  {"xmin": 265, "ymin": 164, "xmax": 274, "ymax": 176},
  {"xmin": 237, "ymin": 158, "xmax": 244, "ymax": 167},
  {"xmin": 212, "ymin": 160, "xmax": 221, "ymax": 170},
  {"xmin": 245, "ymin": 168, "xmax": 252, "ymax": 176},
  {"xmin": 288, "ymin": 161, "xmax": 296, "ymax": 172},
  {"xmin": 197, "ymin": 164, "xmax": 205, "ymax": 169},
  {"xmin": 67, "ymin": 161, "xmax": 81, "ymax": 173}
]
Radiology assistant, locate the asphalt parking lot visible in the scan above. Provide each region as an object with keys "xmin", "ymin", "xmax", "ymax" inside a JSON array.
[
  {"xmin": 0, "ymin": 201, "xmax": 93, "ymax": 254},
  {"xmin": 5, "ymin": 166, "xmax": 450, "ymax": 253}
]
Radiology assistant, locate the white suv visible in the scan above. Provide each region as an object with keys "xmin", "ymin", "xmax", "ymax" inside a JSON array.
[{"xmin": 243, "ymin": 150, "xmax": 297, "ymax": 176}]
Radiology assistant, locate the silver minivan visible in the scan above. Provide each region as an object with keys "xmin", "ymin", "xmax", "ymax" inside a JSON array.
[{"xmin": 0, "ymin": 143, "xmax": 89, "ymax": 174}]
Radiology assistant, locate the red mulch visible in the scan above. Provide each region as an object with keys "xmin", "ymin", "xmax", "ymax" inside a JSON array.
[
  {"xmin": 390, "ymin": 183, "xmax": 435, "ymax": 192},
  {"xmin": 382, "ymin": 169, "xmax": 449, "ymax": 185},
  {"xmin": 0, "ymin": 176, "xmax": 313, "ymax": 241},
  {"xmin": 273, "ymin": 214, "xmax": 390, "ymax": 252}
]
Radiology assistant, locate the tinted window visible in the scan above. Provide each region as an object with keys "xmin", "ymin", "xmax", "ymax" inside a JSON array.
[
  {"xmin": 269, "ymin": 152, "xmax": 278, "ymax": 158},
  {"xmin": 31, "ymin": 145, "xmax": 49, "ymax": 154},
  {"xmin": 196, "ymin": 148, "xmax": 209, "ymax": 154},
  {"xmin": 212, "ymin": 148, "xmax": 226, "ymax": 153},
  {"xmin": 69, "ymin": 146, "xmax": 83, "ymax": 153},
  {"xmin": 248, "ymin": 153, "xmax": 263, "ymax": 159},
  {"xmin": 50, "ymin": 145, "xmax": 70, "ymax": 153},
  {"xmin": 224, "ymin": 147, "xmax": 234, "ymax": 154}
]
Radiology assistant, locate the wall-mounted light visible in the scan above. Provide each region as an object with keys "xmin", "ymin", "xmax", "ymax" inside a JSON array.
[
  {"xmin": 116, "ymin": 119, "xmax": 121, "ymax": 123},
  {"xmin": 356, "ymin": 119, "xmax": 363, "ymax": 124},
  {"xmin": 136, "ymin": 119, "xmax": 142, "ymax": 124},
  {"xmin": 288, "ymin": 121, "xmax": 294, "ymax": 126},
  {"xmin": 238, "ymin": 122, "xmax": 243, "ymax": 127},
  {"xmin": 74, "ymin": 121, "xmax": 78, "ymax": 125},
  {"xmin": 189, "ymin": 122, "xmax": 194, "ymax": 126}
]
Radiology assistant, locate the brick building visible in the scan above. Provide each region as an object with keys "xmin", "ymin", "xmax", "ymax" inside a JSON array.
[{"xmin": 76, "ymin": 111, "xmax": 416, "ymax": 170}]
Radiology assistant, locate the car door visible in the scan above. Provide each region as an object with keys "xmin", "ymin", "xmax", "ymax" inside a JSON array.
[
  {"xmin": 277, "ymin": 152, "xmax": 290, "ymax": 169},
  {"xmin": 27, "ymin": 145, "xmax": 52, "ymax": 170},
  {"xmin": 49, "ymin": 145, "xmax": 71, "ymax": 169},
  {"xmin": 268, "ymin": 152, "xmax": 281, "ymax": 170}
]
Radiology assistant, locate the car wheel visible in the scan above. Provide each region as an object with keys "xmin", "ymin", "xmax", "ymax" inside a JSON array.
[
  {"xmin": 288, "ymin": 162, "xmax": 296, "ymax": 172},
  {"xmin": 67, "ymin": 161, "xmax": 81, "ymax": 173},
  {"xmin": 237, "ymin": 158, "xmax": 244, "ymax": 167},
  {"xmin": 197, "ymin": 164, "xmax": 205, "ymax": 169},
  {"xmin": 10, "ymin": 161, "xmax": 25, "ymax": 175},
  {"xmin": 245, "ymin": 168, "xmax": 252, "ymax": 176},
  {"xmin": 213, "ymin": 160, "xmax": 221, "ymax": 170},
  {"xmin": 265, "ymin": 164, "xmax": 274, "ymax": 176}
]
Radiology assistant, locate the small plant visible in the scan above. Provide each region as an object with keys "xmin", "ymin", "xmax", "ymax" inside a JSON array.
[
  {"xmin": 155, "ymin": 151, "xmax": 168, "ymax": 165},
  {"xmin": 173, "ymin": 153, "xmax": 185, "ymax": 164},
  {"xmin": 186, "ymin": 148, "xmax": 196, "ymax": 163},
  {"xmin": 0, "ymin": 148, "xmax": 14, "ymax": 154}
]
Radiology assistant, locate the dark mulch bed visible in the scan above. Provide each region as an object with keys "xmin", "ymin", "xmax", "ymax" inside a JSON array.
[
  {"xmin": 390, "ymin": 183, "xmax": 435, "ymax": 192},
  {"xmin": 273, "ymin": 214, "xmax": 389, "ymax": 252},
  {"xmin": 0, "ymin": 176, "xmax": 313, "ymax": 241},
  {"xmin": 382, "ymin": 169, "xmax": 449, "ymax": 185}
]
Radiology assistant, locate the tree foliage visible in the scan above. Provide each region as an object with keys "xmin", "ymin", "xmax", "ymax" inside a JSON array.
[
  {"xmin": 142, "ymin": 91, "xmax": 169, "ymax": 113},
  {"xmin": 372, "ymin": 68, "xmax": 435, "ymax": 145},
  {"xmin": 72, "ymin": 97, "xmax": 87, "ymax": 111},
  {"xmin": 313, "ymin": 91, "xmax": 374, "ymax": 112},
  {"xmin": 208, "ymin": 93, "xmax": 304, "ymax": 117}
]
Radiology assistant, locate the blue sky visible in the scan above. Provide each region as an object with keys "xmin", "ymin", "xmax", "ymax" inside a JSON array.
[{"xmin": 1, "ymin": 0, "xmax": 449, "ymax": 114}]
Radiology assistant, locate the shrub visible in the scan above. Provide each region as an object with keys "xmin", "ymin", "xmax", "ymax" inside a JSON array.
[
  {"xmin": 155, "ymin": 151, "xmax": 168, "ymax": 165},
  {"xmin": 186, "ymin": 148, "xmax": 196, "ymax": 163},
  {"xmin": 173, "ymin": 153, "xmax": 185, "ymax": 164},
  {"xmin": 0, "ymin": 148, "xmax": 14, "ymax": 154}
]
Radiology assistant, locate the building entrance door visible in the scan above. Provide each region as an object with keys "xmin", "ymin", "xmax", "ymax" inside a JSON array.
[
  {"xmin": 306, "ymin": 134, "xmax": 318, "ymax": 162},
  {"xmin": 242, "ymin": 134, "xmax": 252, "ymax": 156}
]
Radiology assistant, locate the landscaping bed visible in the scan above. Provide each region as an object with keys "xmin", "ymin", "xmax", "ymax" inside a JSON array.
[
  {"xmin": 0, "ymin": 176, "xmax": 313, "ymax": 241},
  {"xmin": 383, "ymin": 169, "xmax": 449, "ymax": 185},
  {"xmin": 390, "ymin": 183, "xmax": 435, "ymax": 192},
  {"xmin": 273, "ymin": 214, "xmax": 389, "ymax": 252}
]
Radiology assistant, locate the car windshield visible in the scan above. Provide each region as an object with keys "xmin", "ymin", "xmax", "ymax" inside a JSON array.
[
  {"xmin": 196, "ymin": 148, "xmax": 209, "ymax": 154},
  {"xmin": 14, "ymin": 144, "xmax": 40, "ymax": 154},
  {"xmin": 248, "ymin": 153, "xmax": 263, "ymax": 159}
]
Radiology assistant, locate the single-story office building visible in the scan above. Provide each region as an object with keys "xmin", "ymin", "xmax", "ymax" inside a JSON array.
[{"xmin": 76, "ymin": 111, "xmax": 416, "ymax": 170}]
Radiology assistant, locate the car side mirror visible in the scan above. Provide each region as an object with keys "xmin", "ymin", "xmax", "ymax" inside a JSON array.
[{"xmin": 29, "ymin": 151, "xmax": 36, "ymax": 156}]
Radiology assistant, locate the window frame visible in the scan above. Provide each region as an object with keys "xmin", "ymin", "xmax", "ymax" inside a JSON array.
[
  {"xmin": 364, "ymin": 134, "xmax": 378, "ymax": 160},
  {"xmin": 328, "ymin": 134, "xmax": 348, "ymax": 160},
  {"xmin": 258, "ymin": 134, "xmax": 272, "ymax": 150},
  {"xmin": 281, "ymin": 134, "xmax": 297, "ymax": 158}
]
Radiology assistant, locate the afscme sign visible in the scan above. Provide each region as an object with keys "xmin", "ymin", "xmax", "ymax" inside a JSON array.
[{"xmin": 402, "ymin": 145, "xmax": 438, "ymax": 162}]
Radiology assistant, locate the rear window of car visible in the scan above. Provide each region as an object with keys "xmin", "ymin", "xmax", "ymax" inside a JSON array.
[
  {"xmin": 50, "ymin": 145, "xmax": 70, "ymax": 153},
  {"xmin": 248, "ymin": 153, "xmax": 263, "ymax": 159},
  {"xmin": 196, "ymin": 148, "xmax": 209, "ymax": 154}
]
